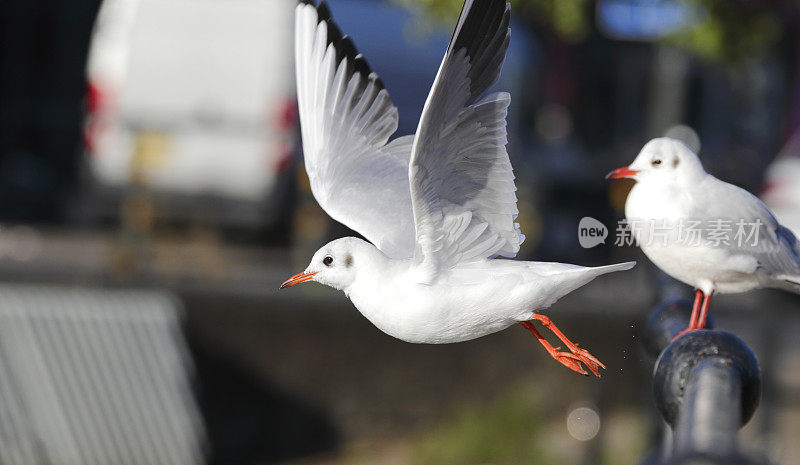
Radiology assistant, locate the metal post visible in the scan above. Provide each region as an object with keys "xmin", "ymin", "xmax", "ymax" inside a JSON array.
[
  {"xmin": 639, "ymin": 300, "xmax": 766, "ymax": 465},
  {"xmin": 673, "ymin": 358, "xmax": 741, "ymax": 458}
]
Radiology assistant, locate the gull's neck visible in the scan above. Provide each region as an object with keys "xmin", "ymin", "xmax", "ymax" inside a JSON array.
[
  {"xmin": 677, "ymin": 168, "xmax": 708, "ymax": 190},
  {"xmin": 343, "ymin": 244, "xmax": 405, "ymax": 297}
]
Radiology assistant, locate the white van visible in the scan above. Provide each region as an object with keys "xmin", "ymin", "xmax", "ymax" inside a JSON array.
[{"xmin": 81, "ymin": 0, "xmax": 296, "ymax": 232}]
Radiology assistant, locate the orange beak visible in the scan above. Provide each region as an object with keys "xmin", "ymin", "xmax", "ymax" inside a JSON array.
[
  {"xmin": 280, "ymin": 271, "xmax": 317, "ymax": 289},
  {"xmin": 605, "ymin": 166, "xmax": 639, "ymax": 179}
]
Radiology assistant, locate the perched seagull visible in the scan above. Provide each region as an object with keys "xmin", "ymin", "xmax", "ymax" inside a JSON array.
[
  {"xmin": 283, "ymin": 0, "xmax": 636, "ymax": 377},
  {"xmin": 607, "ymin": 138, "xmax": 800, "ymax": 337}
]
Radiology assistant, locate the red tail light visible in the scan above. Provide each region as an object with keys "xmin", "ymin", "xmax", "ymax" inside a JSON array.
[
  {"xmin": 83, "ymin": 79, "xmax": 106, "ymax": 155},
  {"xmin": 278, "ymin": 98, "xmax": 298, "ymax": 132},
  {"xmin": 268, "ymin": 98, "xmax": 298, "ymax": 174}
]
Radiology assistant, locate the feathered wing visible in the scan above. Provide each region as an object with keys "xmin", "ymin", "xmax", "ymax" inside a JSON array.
[
  {"xmin": 295, "ymin": 0, "xmax": 416, "ymax": 258},
  {"xmin": 692, "ymin": 179, "xmax": 800, "ymax": 283},
  {"xmin": 770, "ymin": 225, "xmax": 800, "ymax": 292},
  {"xmin": 409, "ymin": 0, "xmax": 523, "ymax": 282}
]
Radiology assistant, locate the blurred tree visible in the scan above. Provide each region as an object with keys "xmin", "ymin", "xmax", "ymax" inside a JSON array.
[
  {"xmin": 669, "ymin": 0, "xmax": 790, "ymax": 62},
  {"xmin": 398, "ymin": 0, "xmax": 800, "ymax": 152},
  {"xmin": 397, "ymin": 0, "xmax": 799, "ymax": 63},
  {"xmin": 398, "ymin": 0, "xmax": 591, "ymax": 41}
]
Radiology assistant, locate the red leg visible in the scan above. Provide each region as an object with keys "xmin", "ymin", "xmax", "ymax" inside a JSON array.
[
  {"xmin": 521, "ymin": 315, "xmax": 606, "ymax": 378},
  {"xmin": 673, "ymin": 289, "xmax": 710, "ymax": 341},
  {"xmin": 519, "ymin": 321, "xmax": 589, "ymax": 376},
  {"xmin": 695, "ymin": 291, "xmax": 713, "ymax": 329},
  {"xmin": 532, "ymin": 315, "xmax": 606, "ymax": 376},
  {"xmin": 688, "ymin": 289, "xmax": 703, "ymax": 329}
]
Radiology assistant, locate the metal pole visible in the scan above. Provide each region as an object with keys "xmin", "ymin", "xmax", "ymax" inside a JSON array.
[
  {"xmin": 673, "ymin": 358, "xmax": 741, "ymax": 458},
  {"xmin": 640, "ymin": 299, "xmax": 765, "ymax": 465}
]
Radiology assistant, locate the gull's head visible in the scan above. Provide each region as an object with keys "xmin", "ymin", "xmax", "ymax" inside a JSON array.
[
  {"xmin": 280, "ymin": 237, "xmax": 375, "ymax": 291},
  {"xmin": 606, "ymin": 137, "xmax": 705, "ymax": 184}
]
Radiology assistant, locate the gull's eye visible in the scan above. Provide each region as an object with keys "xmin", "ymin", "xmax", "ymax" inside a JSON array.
[
  {"xmin": 323, "ymin": 255, "xmax": 334, "ymax": 266},
  {"xmin": 652, "ymin": 159, "xmax": 662, "ymax": 167}
]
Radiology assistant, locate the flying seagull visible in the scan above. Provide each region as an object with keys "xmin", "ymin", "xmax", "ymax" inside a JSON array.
[
  {"xmin": 283, "ymin": 0, "xmax": 636, "ymax": 376},
  {"xmin": 608, "ymin": 137, "xmax": 800, "ymax": 338}
]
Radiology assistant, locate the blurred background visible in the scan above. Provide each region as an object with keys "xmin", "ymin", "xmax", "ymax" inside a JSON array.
[{"xmin": 2, "ymin": 0, "xmax": 800, "ymax": 463}]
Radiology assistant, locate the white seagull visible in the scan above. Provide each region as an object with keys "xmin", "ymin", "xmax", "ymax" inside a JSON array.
[
  {"xmin": 283, "ymin": 0, "xmax": 636, "ymax": 376},
  {"xmin": 607, "ymin": 137, "xmax": 800, "ymax": 337}
]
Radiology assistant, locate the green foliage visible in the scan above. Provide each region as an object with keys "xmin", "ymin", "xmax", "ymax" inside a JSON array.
[
  {"xmin": 410, "ymin": 384, "xmax": 557, "ymax": 465},
  {"xmin": 528, "ymin": 0, "xmax": 591, "ymax": 40},
  {"xmin": 399, "ymin": 0, "xmax": 792, "ymax": 62},
  {"xmin": 668, "ymin": 0, "xmax": 785, "ymax": 62},
  {"xmin": 398, "ymin": 0, "xmax": 591, "ymax": 41}
]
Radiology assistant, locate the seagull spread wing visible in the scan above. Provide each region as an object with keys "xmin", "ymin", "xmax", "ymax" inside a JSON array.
[
  {"xmin": 409, "ymin": 0, "xmax": 523, "ymax": 282},
  {"xmin": 295, "ymin": 0, "xmax": 416, "ymax": 258}
]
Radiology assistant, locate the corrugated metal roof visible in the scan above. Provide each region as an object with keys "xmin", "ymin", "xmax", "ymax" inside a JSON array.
[{"xmin": 0, "ymin": 285, "xmax": 206, "ymax": 465}]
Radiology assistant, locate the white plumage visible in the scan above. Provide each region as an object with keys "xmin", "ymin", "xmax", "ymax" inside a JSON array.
[
  {"xmin": 285, "ymin": 0, "xmax": 636, "ymax": 376},
  {"xmin": 608, "ymin": 137, "xmax": 800, "ymax": 335}
]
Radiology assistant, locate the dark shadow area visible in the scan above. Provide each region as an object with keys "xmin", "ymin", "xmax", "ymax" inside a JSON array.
[
  {"xmin": 187, "ymin": 333, "xmax": 340, "ymax": 465},
  {"xmin": 0, "ymin": 0, "xmax": 101, "ymax": 222}
]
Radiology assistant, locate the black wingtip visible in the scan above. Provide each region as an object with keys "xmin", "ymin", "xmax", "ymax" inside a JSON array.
[
  {"xmin": 451, "ymin": 0, "xmax": 508, "ymax": 54},
  {"xmin": 324, "ymin": 18, "xmax": 344, "ymax": 50},
  {"xmin": 372, "ymin": 74, "xmax": 386, "ymax": 91},
  {"xmin": 304, "ymin": 0, "xmax": 380, "ymax": 91},
  {"xmin": 352, "ymin": 56, "xmax": 371, "ymax": 78},
  {"xmin": 317, "ymin": 0, "xmax": 332, "ymax": 22},
  {"xmin": 445, "ymin": 0, "xmax": 510, "ymax": 100},
  {"xmin": 340, "ymin": 36, "xmax": 359, "ymax": 63}
]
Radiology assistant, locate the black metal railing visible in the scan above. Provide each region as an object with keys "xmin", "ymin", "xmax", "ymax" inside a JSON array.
[{"xmin": 640, "ymin": 299, "xmax": 766, "ymax": 465}]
